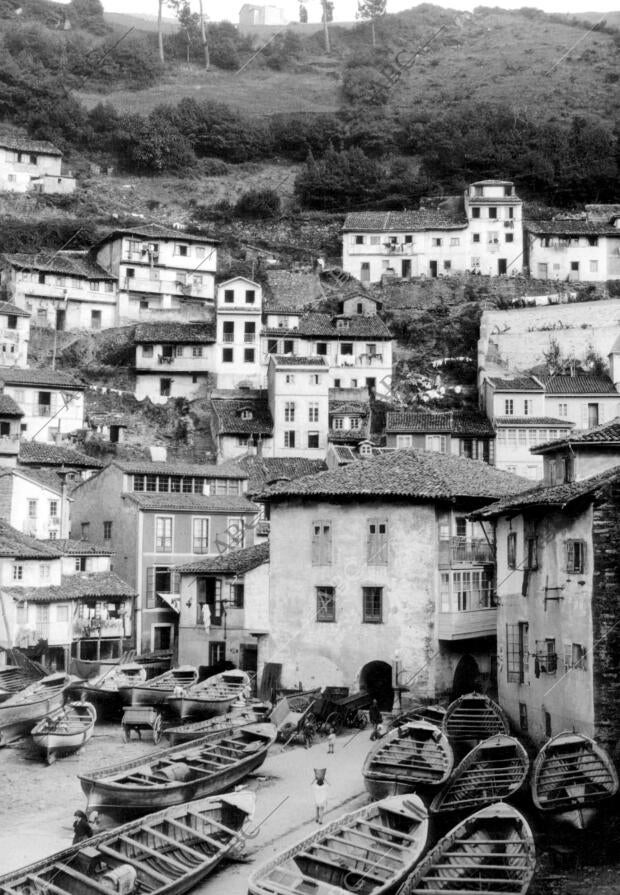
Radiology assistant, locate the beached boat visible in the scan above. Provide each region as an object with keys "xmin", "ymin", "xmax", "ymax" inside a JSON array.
[
  {"xmin": 0, "ymin": 790, "xmax": 255, "ymax": 895},
  {"xmin": 79, "ymin": 662, "xmax": 147, "ymax": 712},
  {"xmin": 0, "ymin": 664, "xmax": 44, "ymax": 702},
  {"xmin": 31, "ymin": 700, "xmax": 97, "ymax": 764},
  {"xmin": 443, "ymin": 692, "xmax": 509, "ymax": 745},
  {"xmin": 363, "ymin": 721, "xmax": 454, "ymax": 800},
  {"xmin": 397, "ymin": 802, "xmax": 536, "ymax": 895},
  {"xmin": 531, "ymin": 731, "xmax": 619, "ymax": 827},
  {"xmin": 166, "ymin": 669, "xmax": 251, "ymax": 721},
  {"xmin": 389, "ymin": 705, "xmax": 447, "ymax": 730},
  {"xmin": 248, "ymin": 794, "xmax": 429, "ymax": 895},
  {"xmin": 79, "ymin": 722, "xmax": 276, "ymax": 818},
  {"xmin": 123, "ymin": 665, "xmax": 199, "ymax": 707},
  {"xmin": 0, "ymin": 672, "xmax": 70, "ymax": 746},
  {"xmin": 166, "ymin": 708, "xmax": 261, "ymax": 745},
  {"xmin": 430, "ymin": 734, "xmax": 530, "ymax": 815}
]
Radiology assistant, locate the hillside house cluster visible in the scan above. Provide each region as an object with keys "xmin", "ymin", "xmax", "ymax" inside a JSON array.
[{"xmin": 0, "ymin": 137, "xmax": 75, "ymax": 195}]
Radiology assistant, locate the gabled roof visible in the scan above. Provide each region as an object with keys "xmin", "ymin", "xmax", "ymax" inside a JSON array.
[
  {"xmin": 0, "ymin": 302, "xmax": 29, "ymax": 318},
  {"xmin": 46, "ymin": 538, "xmax": 114, "ymax": 556},
  {"xmin": 386, "ymin": 410, "xmax": 494, "ymax": 436},
  {"xmin": 270, "ymin": 355, "xmax": 327, "ymax": 367},
  {"xmin": 343, "ymin": 208, "xmax": 467, "ymax": 232},
  {"xmin": 486, "ymin": 376, "xmax": 543, "ymax": 392},
  {"xmin": 237, "ymin": 456, "xmax": 328, "ymax": 494},
  {"xmin": 210, "ymin": 397, "xmax": 273, "ymax": 436},
  {"xmin": 217, "ymin": 276, "xmax": 261, "ymax": 289},
  {"xmin": 0, "ymin": 466, "xmax": 65, "ymax": 495},
  {"xmin": 0, "ymin": 395, "xmax": 24, "ymax": 417},
  {"xmin": 531, "ymin": 417, "xmax": 620, "ymax": 454},
  {"xmin": 2, "ymin": 251, "xmax": 115, "ymax": 280},
  {"xmin": 0, "ymin": 366, "xmax": 83, "ymax": 389},
  {"xmin": 114, "ymin": 460, "xmax": 247, "ymax": 479},
  {"xmin": 0, "ymin": 137, "xmax": 61, "ymax": 156},
  {"xmin": 134, "ymin": 323, "xmax": 215, "ymax": 344},
  {"xmin": 123, "ymin": 493, "xmax": 256, "ymax": 512},
  {"xmin": 5, "ymin": 571, "xmax": 136, "ymax": 603},
  {"xmin": 19, "ymin": 442, "xmax": 104, "ymax": 468},
  {"xmin": 474, "ymin": 465, "xmax": 620, "ymax": 518},
  {"xmin": 525, "ymin": 220, "xmax": 620, "ymax": 237},
  {"xmin": 536, "ymin": 374, "xmax": 618, "ymax": 395},
  {"xmin": 0, "ymin": 521, "xmax": 61, "ymax": 558},
  {"xmin": 96, "ymin": 224, "xmax": 219, "ymax": 246},
  {"xmin": 259, "ymin": 449, "xmax": 528, "ymax": 503},
  {"xmin": 176, "ymin": 541, "xmax": 269, "ymax": 575},
  {"xmin": 493, "ymin": 416, "xmax": 574, "ymax": 426}
]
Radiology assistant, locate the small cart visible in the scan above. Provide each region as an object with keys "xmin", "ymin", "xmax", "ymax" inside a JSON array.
[{"xmin": 121, "ymin": 705, "xmax": 162, "ymax": 744}]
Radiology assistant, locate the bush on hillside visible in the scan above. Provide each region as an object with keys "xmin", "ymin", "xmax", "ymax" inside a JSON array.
[
  {"xmin": 294, "ymin": 145, "xmax": 384, "ymax": 210},
  {"xmin": 115, "ymin": 114, "xmax": 196, "ymax": 173},
  {"xmin": 234, "ymin": 188, "xmax": 281, "ymax": 218}
]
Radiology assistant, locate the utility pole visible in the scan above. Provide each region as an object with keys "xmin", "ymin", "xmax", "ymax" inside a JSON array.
[
  {"xmin": 198, "ymin": 0, "xmax": 209, "ymax": 70},
  {"xmin": 321, "ymin": 0, "xmax": 332, "ymax": 54}
]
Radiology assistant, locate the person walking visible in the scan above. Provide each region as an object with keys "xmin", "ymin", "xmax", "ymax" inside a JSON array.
[
  {"xmin": 326, "ymin": 725, "xmax": 335, "ymax": 754},
  {"xmin": 369, "ymin": 699, "xmax": 382, "ymax": 741},
  {"xmin": 312, "ymin": 772, "xmax": 330, "ymax": 824},
  {"xmin": 72, "ymin": 810, "xmax": 93, "ymax": 844}
]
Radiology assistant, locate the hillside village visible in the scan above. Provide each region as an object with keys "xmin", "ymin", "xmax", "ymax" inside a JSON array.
[{"xmin": 0, "ymin": 1, "xmax": 619, "ymax": 887}]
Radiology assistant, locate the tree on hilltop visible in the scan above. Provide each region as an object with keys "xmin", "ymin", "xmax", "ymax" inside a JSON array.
[{"xmin": 356, "ymin": 0, "xmax": 386, "ymax": 47}]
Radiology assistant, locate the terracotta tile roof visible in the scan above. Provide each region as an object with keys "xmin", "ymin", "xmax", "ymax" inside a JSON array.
[
  {"xmin": 0, "ymin": 466, "xmax": 66, "ymax": 494},
  {"xmin": 210, "ymin": 397, "xmax": 273, "ymax": 436},
  {"xmin": 123, "ymin": 493, "xmax": 256, "ymax": 512},
  {"xmin": 176, "ymin": 541, "xmax": 269, "ymax": 574},
  {"xmin": 237, "ymin": 456, "xmax": 328, "ymax": 494},
  {"xmin": 0, "ymin": 302, "xmax": 30, "ymax": 318},
  {"xmin": 3, "ymin": 251, "xmax": 115, "ymax": 280},
  {"xmin": 259, "ymin": 449, "xmax": 529, "ymax": 502},
  {"xmin": 134, "ymin": 323, "xmax": 215, "ymax": 344},
  {"xmin": 114, "ymin": 460, "xmax": 247, "ymax": 478},
  {"xmin": 97, "ymin": 224, "xmax": 219, "ymax": 246},
  {"xmin": 537, "ymin": 374, "xmax": 618, "ymax": 395},
  {"xmin": 0, "ymin": 137, "xmax": 61, "ymax": 155},
  {"xmin": 494, "ymin": 416, "xmax": 574, "ymax": 426},
  {"xmin": 19, "ymin": 442, "xmax": 104, "ymax": 468},
  {"xmin": 525, "ymin": 220, "xmax": 620, "ymax": 237},
  {"xmin": 0, "ymin": 521, "xmax": 62, "ymax": 558},
  {"xmin": 486, "ymin": 376, "xmax": 543, "ymax": 392},
  {"xmin": 46, "ymin": 538, "xmax": 114, "ymax": 555},
  {"xmin": 0, "ymin": 395, "xmax": 24, "ymax": 417},
  {"xmin": 386, "ymin": 410, "xmax": 494, "ymax": 436},
  {"xmin": 5, "ymin": 571, "xmax": 136, "ymax": 603},
  {"xmin": 531, "ymin": 417, "xmax": 620, "ymax": 453},
  {"xmin": 343, "ymin": 208, "xmax": 467, "ymax": 232},
  {"xmin": 332, "ymin": 445, "xmax": 357, "ymax": 462},
  {"xmin": 474, "ymin": 465, "xmax": 620, "ymax": 518},
  {"xmin": 271, "ymin": 355, "xmax": 327, "ymax": 367},
  {"xmin": 0, "ymin": 366, "xmax": 83, "ymax": 389}
]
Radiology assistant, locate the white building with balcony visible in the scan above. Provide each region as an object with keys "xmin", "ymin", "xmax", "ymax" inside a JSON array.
[
  {"xmin": 0, "ymin": 137, "xmax": 75, "ymax": 195},
  {"xmin": 267, "ymin": 356, "xmax": 330, "ymax": 458},
  {"xmin": 94, "ymin": 224, "xmax": 218, "ymax": 323},
  {"xmin": 0, "ymin": 302, "xmax": 30, "ymax": 366},
  {"xmin": 0, "ymin": 366, "xmax": 84, "ymax": 442},
  {"xmin": 134, "ymin": 322, "xmax": 216, "ymax": 403},
  {"xmin": 525, "ymin": 206, "xmax": 620, "ymax": 281},
  {"xmin": 216, "ymin": 277, "xmax": 263, "ymax": 389},
  {"xmin": 1, "ymin": 252, "xmax": 117, "ymax": 331},
  {"xmin": 342, "ymin": 180, "xmax": 523, "ymax": 282}
]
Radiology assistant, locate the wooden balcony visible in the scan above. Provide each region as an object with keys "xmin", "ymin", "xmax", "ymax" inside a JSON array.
[
  {"xmin": 437, "ymin": 607, "xmax": 497, "ymax": 641},
  {"xmin": 438, "ymin": 537, "xmax": 494, "ymax": 567}
]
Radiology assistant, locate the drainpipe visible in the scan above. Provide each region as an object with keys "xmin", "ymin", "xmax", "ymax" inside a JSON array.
[{"xmin": 57, "ymin": 466, "xmax": 68, "ymax": 539}]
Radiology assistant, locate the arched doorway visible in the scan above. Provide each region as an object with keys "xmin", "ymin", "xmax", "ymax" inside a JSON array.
[
  {"xmin": 452, "ymin": 654, "xmax": 480, "ymax": 699},
  {"xmin": 359, "ymin": 660, "xmax": 393, "ymax": 711}
]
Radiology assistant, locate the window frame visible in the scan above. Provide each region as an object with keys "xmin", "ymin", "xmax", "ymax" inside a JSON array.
[
  {"xmin": 507, "ymin": 531, "xmax": 517, "ymax": 570},
  {"xmin": 311, "ymin": 520, "xmax": 332, "ymax": 566},
  {"xmin": 367, "ymin": 518, "xmax": 388, "ymax": 565},
  {"xmin": 566, "ymin": 539, "xmax": 586, "ymax": 574},
  {"xmin": 155, "ymin": 516, "xmax": 173, "ymax": 553},
  {"xmin": 192, "ymin": 517, "xmax": 210, "ymax": 554},
  {"xmin": 316, "ymin": 586, "xmax": 336, "ymax": 622},
  {"xmin": 362, "ymin": 586, "xmax": 383, "ymax": 624}
]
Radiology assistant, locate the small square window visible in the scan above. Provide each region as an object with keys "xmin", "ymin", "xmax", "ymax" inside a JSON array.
[
  {"xmin": 472, "ymin": 207, "xmax": 480, "ymax": 219},
  {"xmin": 472, "ymin": 233, "xmax": 481, "ymax": 243},
  {"xmin": 224, "ymin": 289, "xmax": 234, "ymax": 303},
  {"xmin": 506, "ymin": 233, "xmax": 514, "ymax": 243},
  {"xmin": 222, "ymin": 348, "xmax": 233, "ymax": 363},
  {"xmin": 245, "ymin": 290, "xmax": 255, "ymax": 304},
  {"xmin": 244, "ymin": 348, "xmax": 255, "ymax": 363},
  {"xmin": 566, "ymin": 539, "xmax": 586, "ymax": 573},
  {"xmin": 308, "ymin": 431, "xmax": 319, "ymax": 449}
]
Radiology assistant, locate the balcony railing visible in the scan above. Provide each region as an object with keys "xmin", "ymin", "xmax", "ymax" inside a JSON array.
[
  {"xmin": 244, "ymin": 334, "xmax": 256, "ymax": 343},
  {"xmin": 37, "ymin": 405, "xmax": 51, "ymax": 417},
  {"xmin": 437, "ymin": 607, "xmax": 497, "ymax": 641},
  {"xmin": 158, "ymin": 354, "xmax": 174, "ymax": 364},
  {"xmin": 450, "ymin": 537, "xmax": 494, "ymax": 564},
  {"xmin": 222, "ymin": 333, "xmax": 235, "ymax": 343}
]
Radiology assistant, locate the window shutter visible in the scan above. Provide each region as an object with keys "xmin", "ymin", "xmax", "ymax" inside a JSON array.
[
  {"xmin": 566, "ymin": 540, "xmax": 574, "ymax": 572},
  {"xmin": 146, "ymin": 567, "xmax": 155, "ymax": 607}
]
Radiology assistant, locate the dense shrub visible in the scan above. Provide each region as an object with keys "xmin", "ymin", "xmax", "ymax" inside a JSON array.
[
  {"xmin": 115, "ymin": 114, "xmax": 196, "ymax": 173},
  {"xmin": 234, "ymin": 188, "xmax": 281, "ymax": 218}
]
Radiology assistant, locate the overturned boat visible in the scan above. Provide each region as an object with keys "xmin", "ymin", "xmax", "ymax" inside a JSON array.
[
  {"xmin": 122, "ymin": 665, "xmax": 199, "ymax": 707},
  {"xmin": 79, "ymin": 722, "xmax": 276, "ymax": 818},
  {"xmin": 443, "ymin": 692, "xmax": 509, "ymax": 745},
  {"xmin": 430, "ymin": 734, "xmax": 530, "ymax": 815},
  {"xmin": 0, "ymin": 672, "xmax": 70, "ymax": 746},
  {"xmin": 0, "ymin": 790, "xmax": 254, "ymax": 895},
  {"xmin": 363, "ymin": 721, "xmax": 454, "ymax": 800},
  {"xmin": 32, "ymin": 700, "xmax": 97, "ymax": 764},
  {"xmin": 166, "ymin": 669, "xmax": 251, "ymax": 721},
  {"xmin": 398, "ymin": 801, "xmax": 536, "ymax": 895},
  {"xmin": 531, "ymin": 731, "xmax": 619, "ymax": 828},
  {"xmin": 249, "ymin": 794, "xmax": 429, "ymax": 895}
]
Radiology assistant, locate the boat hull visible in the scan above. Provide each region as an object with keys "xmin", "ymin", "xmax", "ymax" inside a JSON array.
[
  {"xmin": 32, "ymin": 702, "xmax": 97, "ymax": 764},
  {"xmin": 167, "ymin": 694, "xmax": 236, "ymax": 721},
  {"xmin": 0, "ymin": 675, "xmax": 69, "ymax": 746},
  {"xmin": 363, "ymin": 721, "xmax": 454, "ymax": 801},
  {"xmin": 166, "ymin": 711, "xmax": 258, "ymax": 745}
]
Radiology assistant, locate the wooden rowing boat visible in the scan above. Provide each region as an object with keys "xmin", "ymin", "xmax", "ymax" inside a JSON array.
[
  {"xmin": 0, "ymin": 672, "xmax": 70, "ymax": 746},
  {"xmin": 0, "ymin": 664, "xmax": 44, "ymax": 702},
  {"xmin": 79, "ymin": 722, "xmax": 276, "ymax": 819},
  {"xmin": 531, "ymin": 731, "xmax": 619, "ymax": 827},
  {"xmin": 122, "ymin": 665, "xmax": 199, "ymax": 707},
  {"xmin": 389, "ymin": 705, "xmax": 447, "ymax": 730},
  {"xmin": 430, "ymin": 734, "xmax": 530, "ymax": 815},
  {"xmin": 166, "ymin": 669, "xmax": 251, "ymax": 721},
  {"xmin": 31, "ymin": 700, "xmax": 97, "ymax": 764},
  {"xmin": 0, "ymin": 790, "xmax": 255, "ymax": 895},
  {"xmin": 248, "ymin": 794, "xmax": 429, "ymax": 895},
  {"xmin": 363, "ymin": 721, "xmax": 454, "ymax": 800},
  {"xmin": 443, "ymin": 692, "xmax": 509, "ymax": 745},
  {"xmin": 166, "ymin": 708, "xmax": 261, "ymax": 745},
  {"xmin": 80, "ymin": 662, "xmax": 147, "ymax": 713},
  {"xmin": 397, "ymin": 801, "xmax": 536, "ymax": 895}
]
